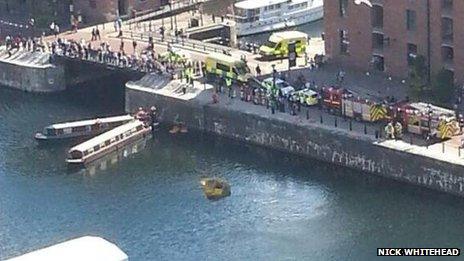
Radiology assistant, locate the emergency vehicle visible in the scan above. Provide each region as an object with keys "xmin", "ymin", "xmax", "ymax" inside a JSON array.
[
  {"xmin": 205, "ymin": 53, "xmax": 252, "ymax": 83},
  {"xmin": 395, "ymin": 102, "xmax": 460, "ymax": 139},
  {"xmin": 290, "ymin": 88, "xmax": 320, "ymax": 106},
  {"xmin": 321, "ymin": 86, "xmax": 389, "ymax": 122},
  {"xmin": 262, "ymin": 77, "xmax": 295, "ymax": 98},
  {"xmin": 259, "ymin": 31, "xmax": 308, "ymax": 59}
]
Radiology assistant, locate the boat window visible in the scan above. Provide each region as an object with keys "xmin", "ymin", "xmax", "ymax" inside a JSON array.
[
  {"xmin": 101, "ymin": 123, "xmax": 109, "ymax": 128},
  {"xmin": 72, "ymin": 126, "xmax": 87, "ymax": 133},
  {"xmin": 56, "ymin": 128, "xmax": 64, "ymax": 135},
  {"xmin": 115, "ymin": 136, "xmax": 120, "ymax": 141},
  {"xmin": 105, "ymin": 140, "xmax": 111, "ymax": 146},
  {"xmin": 120, "ymin": 134, "xmax": 124, "ymax": 139},
  {"xmin": 125, "ymin": 131, "xmax": 132, "ymax": 137},
  {"xmin": 46, "ymin": 128, "xmax": 56, "ymax": 136},
  {"xmin": 94, "ymin": 145, "xmax": 100, "ymax": 152},
  {"xmin": 83, "ymin": 150, "xmax": 89, "ymax": 156},
  {"xmin": 136, "ymin": 125, "xmax": 143, "ymax": 131},
  {"xmin": 69, "ymin": 150, "xmax": 83, "ymax": 159},
  {"xmin": 216, "ymin": 63, "xmax": 230, "ymax": 72}
]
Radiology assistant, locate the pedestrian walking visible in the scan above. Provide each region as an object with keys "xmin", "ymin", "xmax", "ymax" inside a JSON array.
[
  {"xmin": 255, "ymin": 64, "xmax": 261, "ymax": 77},
  {"xmin": 95, "ymin": 27, "xmax": 101, "ymax": 40},
  {"xmin": 132, "ymin": 40, "xmax": 137, "ymax": 53}
]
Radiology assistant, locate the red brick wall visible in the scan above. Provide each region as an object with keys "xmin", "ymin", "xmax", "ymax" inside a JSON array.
[
  {"xmin": 74, "ymin": 0, "xmax": 161, "ymax": 24},
  {"xmin": 324, "ymin": 0, "xmax": 464, "ymax": 85}
]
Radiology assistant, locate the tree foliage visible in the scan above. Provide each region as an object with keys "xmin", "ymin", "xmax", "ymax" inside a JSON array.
[
  {"xmin": 408, "ymin": 55, "xmax": 428, "ymax": 99},
  {"xmin": 431, "ymin": 69, "xmax": 455, "ymax": 104}
]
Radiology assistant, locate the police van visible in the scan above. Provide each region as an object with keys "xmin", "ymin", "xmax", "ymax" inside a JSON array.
[
  {"xmin": 205, "ymin": 53, "xmax": 252, "ymax": 83},
  {"xmin": 259, "ymin": 31, "xmax": 308, "ymax": 59}
]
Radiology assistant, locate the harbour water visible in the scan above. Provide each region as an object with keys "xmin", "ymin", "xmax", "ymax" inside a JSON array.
[{"xmin": 1, "ymin": 83, "xmax": 464, "ymax": 260}]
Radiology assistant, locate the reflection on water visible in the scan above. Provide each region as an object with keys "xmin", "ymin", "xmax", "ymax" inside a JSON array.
[
  {"xmin": 1, "ymin": 86, "xmax": 464, "ymax": 261},
  {"xmin": 76, "ymin": 136, "xmax": 151, "ymax": 176}
]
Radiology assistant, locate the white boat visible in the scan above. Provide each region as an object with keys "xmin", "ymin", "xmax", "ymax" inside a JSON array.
[
  {"xmin": 66, "ymin": 120, "xmax": 151, "ymax": 166},
  {"xmin": 6, "ymin": 236, "xmax": 128, "ymax": 261},
  {"xmin": 35, "ymin": 115, "xmax": 135, "ymax": 142},
  {"xmin": 231, "ymin": 0, "xmax": 323, "ymax": 36}
]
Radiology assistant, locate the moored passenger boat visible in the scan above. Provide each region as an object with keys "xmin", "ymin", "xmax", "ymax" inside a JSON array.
[
  {"xmin": 231, "ymin": 0, "xmax": 323, "ymax": 36},
  {"xmin": 35, "ymin": 115, "xmax": 135, "ymax": 142},
  {"xmin": 66, "ymin": 120, "xmax": 151, "ymax": 166}
]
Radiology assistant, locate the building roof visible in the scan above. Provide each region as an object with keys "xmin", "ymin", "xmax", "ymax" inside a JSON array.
[
  {"xmin": 50, "ymin": 115, "xmax": 134, "ymax": 129},
  {"xmin": 7, "ymin": 236, "xmax": 128, "ymax": 261},
  {"xmin": 235, "ymin": 0, "xmax": 288, "ymax": 10},
  {"xmin": 69, "ymin": 120, "xmax": 142, "ymax": 152}
]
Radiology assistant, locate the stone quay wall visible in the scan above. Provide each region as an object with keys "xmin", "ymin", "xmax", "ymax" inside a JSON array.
[
  {"xmin": 126, "ymin": 86, "xmax": 464, "ymax": 197},
  {"xmin": 0, "ymin": 60, "xmax": 65, "ymax": 92}
]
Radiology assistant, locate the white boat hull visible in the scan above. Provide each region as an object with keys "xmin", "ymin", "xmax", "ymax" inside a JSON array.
[{"xmin": 235, "ymin": 6, "xmax": 323, "ymax": 36}]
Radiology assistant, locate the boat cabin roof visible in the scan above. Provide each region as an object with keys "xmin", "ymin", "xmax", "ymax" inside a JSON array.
[
  {"xmin": 69, "ymin": 120, "xmax": 144, "ymax": 153},
  {"xmin": 7, "ymin": 236, "xmax": 128, "ymax": 261},
  {"xmin": 235, "ymin": 0, "xmax": 288, "ymax": 10},
  {"xmin": 49, "ymin": 115, "xmax": 134, "ymax": 130},
  {"xmin": 269, "ymin": 31, "xmax": 308, "ymax": 43}
]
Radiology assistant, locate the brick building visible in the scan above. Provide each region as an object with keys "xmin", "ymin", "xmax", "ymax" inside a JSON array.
[
  {"xmin": 324, "ymin": 0, "xmax": 464, "ymax": 84},
  {"xmin": 73, "ymin": 0, "xmax": 164, "ymax": 24}
]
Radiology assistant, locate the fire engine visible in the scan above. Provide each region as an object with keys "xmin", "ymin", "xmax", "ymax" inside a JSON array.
[
  {"xmin": 395, "ymin": 102, "xmax": 460, "ymax": 139},
  {"xmin": 321, "ymin": 86, "xmax": 389, "ymax": 122}
]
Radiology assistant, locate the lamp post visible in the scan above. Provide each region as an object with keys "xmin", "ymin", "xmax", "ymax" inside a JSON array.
[{"xmin": 169, "ymin": 0, "xmax": 173, "ymax": 30}]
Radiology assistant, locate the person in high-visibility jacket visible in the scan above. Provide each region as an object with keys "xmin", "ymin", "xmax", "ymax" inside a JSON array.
[{"xmin": 225, "ymin": 77, "xmax": 233, "ymax": 98}]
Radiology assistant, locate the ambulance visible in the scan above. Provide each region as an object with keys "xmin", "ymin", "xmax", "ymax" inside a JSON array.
[
  {"xmin": 205, "ymin": 53, "xmax": 252, "ymax": 83},
  {"xmin": 259, "ymin": 31, "xmax": 308, "ymax": 59}
]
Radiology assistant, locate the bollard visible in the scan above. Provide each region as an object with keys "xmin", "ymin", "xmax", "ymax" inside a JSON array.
[
  {"xmin": 364, "ymin": 124, "xmax": 367, "ymax": 134},
  {"xmin": 349, "ymin": 120, "xmax": 352, "ymax": 131},
  {"xmin": 334, "ymin": 117, "xmax": 338, "ymax": 127},
  {"xmin": 306, "ymin": 110, "xmax": 309, "ymax": 120},
  {"xmin": 442, "ymin": 143, "xmax": 445, "ymax": 153},
  {"xmin": 320, "ymin": 115, "xmax": 323, "ymax": 124}
]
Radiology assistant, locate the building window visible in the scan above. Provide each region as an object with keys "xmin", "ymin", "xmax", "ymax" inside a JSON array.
[
  {"xmin": 442, "ymin": 0, "xmax": 453, "ymax": 10},
  {"xmin": 441, "ymin": 46, "xmax": 454, "ymax": 62},
  {"xmin": 339, "ymin": 0, "xmax": 348, "ymax": 17},
  {"xmin": 372, "ymin": 55, "xmax": 385, "ymax": 71},
  {"xmin": 371, "ymin": 5, "xmax": 383, "ymax": 29},
  {"xmin": 407, "ymin": 43, "xmax": 417, "ymax": 66},
  {"xmin": 339, "ymin": 30, "xmax": 349, "ymax": 54},
  {"xmin": 406, "ymin": 10, "xmax": 416, "ymax": 31},
  {"xmin": 372, "ymin": 33, "xmax": 384, "ymax": 50},
  {"xmin": 441, "ymin": 17, "xmax": 453, "ymax": 42}
]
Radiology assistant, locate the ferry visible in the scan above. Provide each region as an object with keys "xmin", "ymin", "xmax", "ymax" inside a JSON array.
[
  {"xmin": 35, "ymin": 115, "xmax": 135, "ymax": 142},
  {"xmin": 66, "ymin": 120, "xmax": 151, "ymax": 166},
  {"xmin": 231, "ymin": 0, "xmax": 323, "ymax": 36}
]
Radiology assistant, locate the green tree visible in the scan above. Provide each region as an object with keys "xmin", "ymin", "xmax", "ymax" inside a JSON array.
[
  {"xmin": 408, "ymin": 55, "xmax": 428, "ymax": 99},
  {"xmin": 431, "ymin": 69, "xmax": 455, "ymax": 104}
]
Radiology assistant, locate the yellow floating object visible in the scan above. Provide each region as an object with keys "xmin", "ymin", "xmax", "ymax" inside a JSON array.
[{"xmin": 200, "ymin": 178, "xmax": 231, "ymax": 200}]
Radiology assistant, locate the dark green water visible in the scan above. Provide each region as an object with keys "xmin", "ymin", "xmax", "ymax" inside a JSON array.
[{"xmin": 1, "ymin": 83, "xmax": 464, "ymax": 261}]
